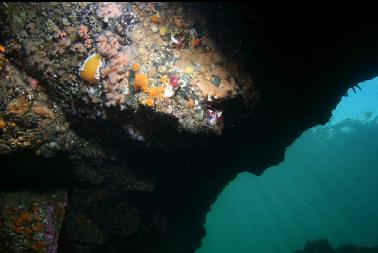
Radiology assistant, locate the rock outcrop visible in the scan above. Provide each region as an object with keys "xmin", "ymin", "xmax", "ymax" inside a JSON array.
[
  {"xmin": 1, "ymin": 3, "xmax": 378, "ymax": 253},
  {"xmin": 294, "ymin": 238, "xmax": 378, "ymax": 253}
]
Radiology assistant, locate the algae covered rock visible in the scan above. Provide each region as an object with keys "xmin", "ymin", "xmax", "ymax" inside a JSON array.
[
  {"xmin": 0, "ymin": 190, "xmax": 67, "ymax": 253},
  {"xmin": 0, "ymin": 2, "xmax": 259, "ymax": 150}
]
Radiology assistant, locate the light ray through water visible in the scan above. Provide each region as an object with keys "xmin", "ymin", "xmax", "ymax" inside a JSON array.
[{"xmin": 197, "ymin": 78, "xmax": 378, "ymax": 253}]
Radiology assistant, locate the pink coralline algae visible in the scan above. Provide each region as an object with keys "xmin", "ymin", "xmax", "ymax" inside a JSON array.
[
  {"xmin": 94, "ymin": 31, "xmax": 131, "ymax": 107},
  {"xmin": 71, "ymin": 42, "xmax": 86, "ymax": 54},
  {"xmin": 53, "ymin": 29, "xmax": 67, "ymax": 39},
  {"xmin": 27, "ymin": 77, "xmax": 39, "ymax": 90},
  {"xmin": 101, "ymin": 52, "xmax": 129, "ymax": 107},
  {"xmin": 78, "ymin": 25, "xmax": 90, "ymax": 40},
  {"xmin": 52, "ymin": 27, "xmax": 77, "ymax": 54},
  {"xmin": 54, "ymin": 37, "xmax": 71, "ymax": 54},
  {"xmin": 97, "ymin": 3, "xmax": 123, "ymax": 23},
  {"xmin": 30, "ymin": 55, "xmax": 52, "ymax": 75},
  {"xmin": 96, "ymin": 31, "xmax": 121, "ymax": 58}
]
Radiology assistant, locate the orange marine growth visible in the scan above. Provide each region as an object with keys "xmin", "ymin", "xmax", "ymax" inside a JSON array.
[
  {"xmin": 0, "ymin": 119, "xmax": 6, "ymax": 129},
  {"xmin": 14, "ymin": 226, "xmax": 24, "ymax": 234},
  {"xmin": 148, "ymin": 86, "xmax": 165, "ymax": 98},
  {"xmin": 32, "ymin": 223, "xmax": 43, "ymax": 232},
  {"xmin": 131, "ymin": 63, "xmax": 140, "ymax": 72},
  {"xmin": 150, "ymin": 15, "xmax": 160, "ymax": 24},
  {"xmin": 134, "ymin": 73, "xmax": 149, "ymax": 92},
  {"xmin": 19, "ymin": 212, "xmax": 32, "ymax": 222},
  {"xmin": 0, "ymin": 44, "xmax": 5, "ymax": 53},
  {"xmin": 145, "ymin": 98, "xmax": 154, "ymax": 107},
  {"xmin": 192, "ymin": 38, "xmax": 201, "ymax": 47},
  {"xmin": 31, "ymin": 241, "xmax": 47, "ymax": 251},
  {"xmin": 23, "ymin": 227, "xmax": 33, "ymax": 235}
]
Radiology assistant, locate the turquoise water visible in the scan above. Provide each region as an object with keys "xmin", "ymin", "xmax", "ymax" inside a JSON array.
[{"xmin": 197, "ymin": 79, "xmax": 378, "ymax": 253}]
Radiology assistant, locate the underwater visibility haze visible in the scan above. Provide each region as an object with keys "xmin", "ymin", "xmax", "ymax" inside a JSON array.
[{"xmin": 198, "ymin": 79, "xmax": 378, "ymax": 253}]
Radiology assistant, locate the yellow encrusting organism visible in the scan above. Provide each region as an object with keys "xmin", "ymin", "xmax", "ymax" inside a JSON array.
[{"xmin": 79, "ymin": 53, "xmax": 103, "ymax": 83}]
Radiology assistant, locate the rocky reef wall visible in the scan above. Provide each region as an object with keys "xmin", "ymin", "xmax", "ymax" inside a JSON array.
[{"xmin": 1, "ymin": 3, "xmax": 378, "ymax": 253}]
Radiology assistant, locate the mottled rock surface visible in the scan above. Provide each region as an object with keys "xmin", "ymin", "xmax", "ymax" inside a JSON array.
[{"xmin": 0, "ymin": 190, "xmax": 67, "ymax": 253}]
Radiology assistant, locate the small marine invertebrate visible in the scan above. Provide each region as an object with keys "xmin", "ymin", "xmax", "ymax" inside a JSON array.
[
  {"xmin": 186, "ymin": 98, "xmax": 195, "ymax": 108},
  {"xmin": 6, "ymin": 98, "xmax": 31, "ymax": 115},
  {"xmin": 96, "ymin": 31, "xmax": 121, "ymax": 58},
  {"xmin": 208, "ymin": 109, "xmax": 223, "ymax": 126},
  {"xmin": 27, "ymin": 76, "xmax": 39, "ymax": 90},
  {"xmin": 134, "ymin": 73, "xmax": 149, "ymax": 92},
  {"xmin": 78, "ymin": 25, "xmax": 89, "ymax": 39},
  {"xmin": 105, "ymin": 92, "xmax": 127, "ymax": 107},
  {"xmin": 53, "ymin": 29, "xmax": 67, "ymax": 39},
  {"xmin": 101, "ymin": 52, "xmax": 129, "ymax": 106},
  {"xmin": 192, "ymin": 38, "xmax": 201, "ymax": 47},
  {"xmin": 145, "ymin": 98, "xmax": 154, "ymax": 107},
  {"xmin": 148, "ymin": 86, "xmax": 165, "ymax": 98},
  {"xmin": 71, "ymin": 42, "xmax": 87, "ymax": 53},
  {"xmin": 54, "ymin": 37, "xmax": 71, "ymax": 54},
  {"xmin": 107, "ymin": 52, "xmax": 128, "ymax": 72},
  {"xmin": 32, "ymin": 104, "xmax": 56, "ymax": 122},
  {"xmin": 159, "ymin": 26, "xmax": 168, "ymax": 36},
  {"xmin": 0, "ymin": 119, "xmax": 6, "ymax": 129},
  {"xmin": 131, "ymin": 63, "xmax": 140, "ymax": 72},
  {"xmin": 84, "ymin": 38, "xmax": 93, "ymax": 48},
  {"xmin": 160, "ymin": 75, "xmax": 169, "ymax": 84},
  {"xmin": 31, "ymin": 241, "xmax": 47, "ymax": 251},
  {"xmin": 170, "ymin": 76, "xmax": 179, "ymax": 88},
  {"xmin": 150, "ymin": 14, "xmax": 161, "ymax": 24},
  {"xmin": 23, "ymin": 227, "xmax": 33, "ymax": 235},
  {"xmin": 19, "ymin": 212, "xmax": 33, "ymax": 222},
  {"xmin": 97, "ymin": 3, "xmax": 122, "ymax": 23},
  {"xmin": 32, "ymin": 223, "xmax": 43, "ymax": 232},
  {"xmin": 0, "ymin": 44, "xmax": 6, "ymax": 53},
  {"xmin": 79, "ymin": 53, "xmax": 103, "ymax": 83}
]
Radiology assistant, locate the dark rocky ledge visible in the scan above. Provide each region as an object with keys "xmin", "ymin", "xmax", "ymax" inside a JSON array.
[
  {"xmin": 1, "ymin": 3, "xmax": 378, "ymax": 253},
  {"xmin": 294, "ymin": 238, "xmax": 378, "ymax": 253}
]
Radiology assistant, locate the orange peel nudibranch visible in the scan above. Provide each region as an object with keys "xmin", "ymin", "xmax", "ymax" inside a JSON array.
[{"xmin": 79, "ymin": 53, "xmax": 103, "ymax": 83}]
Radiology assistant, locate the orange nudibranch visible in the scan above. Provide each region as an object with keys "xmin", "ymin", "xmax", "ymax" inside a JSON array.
[
  {"xmin": 79, "ymin": 53, "xmax": 103, "ymax": 83},
  {"xmin": 0, "ymin": 44, "xmax": 6, "ymax": 53}
]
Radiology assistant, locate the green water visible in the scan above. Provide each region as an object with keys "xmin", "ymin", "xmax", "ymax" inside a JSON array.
[{"xmin": 197, "ymin": 79, "xmax": 378, "ymax": 253}]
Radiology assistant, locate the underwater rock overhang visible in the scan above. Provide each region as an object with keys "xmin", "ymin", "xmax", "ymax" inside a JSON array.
[{"xmin": 1, "ymin": 3, "xmax": 378, "ymax": 253}]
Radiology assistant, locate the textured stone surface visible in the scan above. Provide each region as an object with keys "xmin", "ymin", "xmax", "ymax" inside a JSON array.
[
  {"xmin": 0, "ymin": 190, "xmax": 67, "ymax": 253},
  {"xmin": 294, "ymin": 238, "xmax": 378, "ymax": 253},
  {"xmin": 1, "ymin": 3, "xmax": 378, "ymax": 253}
]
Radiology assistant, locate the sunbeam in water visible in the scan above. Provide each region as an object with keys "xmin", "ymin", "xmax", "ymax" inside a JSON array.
[{"xmin": 197, "ymin": 78, "xmax": 378, "ymax": 253}]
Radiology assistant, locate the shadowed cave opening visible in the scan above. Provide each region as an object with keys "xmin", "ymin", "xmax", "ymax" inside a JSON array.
[{"xmin": 197, "ymin": 78, "xmax": 378, "ymax": 253}]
